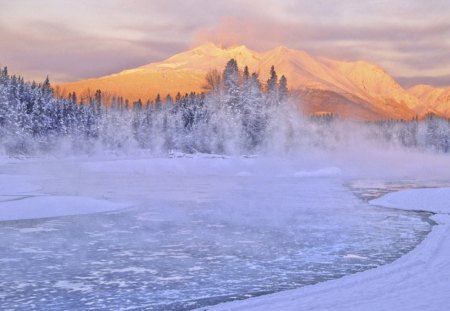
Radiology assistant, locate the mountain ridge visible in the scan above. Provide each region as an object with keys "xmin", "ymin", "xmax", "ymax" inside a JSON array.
[
  {"xmin": 408, "ymin": 84, "xmax": 450, "ymax": 117},
  {"xmin": 58, "ymin": 43, "xmax": 449, "ymax": 120}
]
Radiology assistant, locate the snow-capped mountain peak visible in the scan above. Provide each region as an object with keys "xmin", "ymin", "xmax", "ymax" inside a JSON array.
[{"xmin": 59, "ymin": 44, "xmax": 446, "ymax": 120}]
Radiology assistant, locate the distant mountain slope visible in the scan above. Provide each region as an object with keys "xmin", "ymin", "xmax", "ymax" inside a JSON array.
[
  {"xmin": 59, "ymin": 43, "xmax": 426, "ymax": 120},
  {"xmin": 408, "ymin": 85, "xmax": 450, "ymax": 117}
]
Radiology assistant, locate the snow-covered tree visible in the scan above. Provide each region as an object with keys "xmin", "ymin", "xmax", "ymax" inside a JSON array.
[
  {"xmin": 223, "ymin": 59, "xmax": 240, "ymax": 109},
  {"xmin": 278, "ymin": 75, "xmax": 288, "ymax": 101},
  {"xmin": 1, "ymin": 64, "xmax": 450, "ymax": 156}
]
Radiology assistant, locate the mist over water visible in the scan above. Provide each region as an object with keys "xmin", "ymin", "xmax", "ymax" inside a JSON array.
[{"xmin": 0, "ymin": 157, "xmax": 436, "ymax": 310}]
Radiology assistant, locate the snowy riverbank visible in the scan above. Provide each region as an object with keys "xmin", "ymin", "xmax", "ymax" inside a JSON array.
[{"xmin": 199, "ymin": 187, "xmax": 450, "ymax": 311}]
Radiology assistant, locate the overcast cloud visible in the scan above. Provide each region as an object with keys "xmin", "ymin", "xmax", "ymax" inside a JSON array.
[{"xmin": 0, "ymin": 0, "xmax": 449, "ymax": 86}]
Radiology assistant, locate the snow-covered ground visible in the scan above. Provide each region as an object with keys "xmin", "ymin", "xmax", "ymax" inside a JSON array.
[
  {"xmin": 0, "ymin": 154, "xmax": 449, "ymax": 310},
  {"xmin": 200, "ymin": 187, "xmax": 450, "ymax": 311}
]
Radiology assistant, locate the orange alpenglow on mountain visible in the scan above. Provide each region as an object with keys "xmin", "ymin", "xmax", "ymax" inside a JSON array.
[
  {"xmin": 408, "ymin": 84, "xmax": 450, "ymax": 117},
  {"xmin": 58, "ymin": 43, "xmax": 449, "ymax": 120}
]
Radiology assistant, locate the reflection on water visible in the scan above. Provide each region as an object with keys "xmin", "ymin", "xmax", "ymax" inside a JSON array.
[{"xmin": 0, "ymin": 178, "xmax": 433, "ymax": 310}]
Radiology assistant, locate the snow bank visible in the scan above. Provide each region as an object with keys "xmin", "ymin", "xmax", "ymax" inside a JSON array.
[
  {"xmin": 0, "ymin": 195, "xmax": 126, "ymax": 221},
  {"xmin": 199, "ymin": 187, "xmax": 450, "ymax": 311},
  {"xmin": 0, "ymin": 172, "xmax": 128, "ymax": 221},
  {"xmin": 370, "ymin": 187, "xmax": 450, "ymax": 214},
  {"xmin": 0, "ymin": 195, "xmax": 128, "ymax": 221}
]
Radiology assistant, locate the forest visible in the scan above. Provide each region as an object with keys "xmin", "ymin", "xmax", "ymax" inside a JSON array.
[{"xmin": 0, "ymin": 61, "xmax": 449, "ymax": 156}]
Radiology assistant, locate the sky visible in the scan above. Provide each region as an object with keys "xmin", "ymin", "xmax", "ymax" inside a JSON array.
[{"xmin": 0, "ymin": 0, "xmax": 449, "ymax": 87}]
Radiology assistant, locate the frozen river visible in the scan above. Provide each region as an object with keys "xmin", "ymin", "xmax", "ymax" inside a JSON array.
[{"xmin": 0, "ymin": 157, "xmax": 434, "ymax": 310}]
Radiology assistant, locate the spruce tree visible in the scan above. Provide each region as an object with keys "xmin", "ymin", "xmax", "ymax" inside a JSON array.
[
  {"xmin": 278, "ymin": 75, "xmax": 288, "ymax": 101},
  {"xmin": 223, "ymin": 59, "xmax": 240, "ymax": 108},
  {"xmin": 266, "ymin": 65, "xmax": 278, "ymax": 94},
  {"xmin": 243, "ymin": 66, "xmax": 250, "ymax": 87},
  {"xmin": 0, "ymin": 67, "xmax": 8, "ymax": 83},
  {"xmin": 42, "ymin": 76, "xmax": 52, "ymax": 97},
  {"xmin": 223, "ymin": 59, "xmax": 239, "ymax": 90}
]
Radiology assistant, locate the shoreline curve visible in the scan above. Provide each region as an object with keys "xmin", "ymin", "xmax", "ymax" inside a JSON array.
[{"xmin": 197, "ymin": 187, "xmax": 450, "ymax": 311}]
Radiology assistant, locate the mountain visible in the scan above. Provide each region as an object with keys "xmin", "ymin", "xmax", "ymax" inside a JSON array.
[
  {"xmin": 408, "ymin": 85, "xmax": 450, "ymax": 117},
  {"xmin": 59, "ymin": 43, "xmax": 426, "ymax": 120}
]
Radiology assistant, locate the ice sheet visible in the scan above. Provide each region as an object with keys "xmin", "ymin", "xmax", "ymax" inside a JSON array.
[
  {"xmin": 202, "ymin": 187, "xmax": 450, "ymax": 311},
  {"xmin": 0, "ymin": 157, "xmax": 436, "ymax": 310}
]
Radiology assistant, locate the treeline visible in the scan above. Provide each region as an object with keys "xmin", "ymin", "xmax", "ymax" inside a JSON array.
[
  {"xmin": 0, "ymin": 61, "xmax": 288, "ymax": 154},
  {"xmin": 0, "ymin": 62, "xmax": 450, "ymax": 156},
  {"xmin": 370, "ymin": 116, "xmax": 450, "ymax": 153}
]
